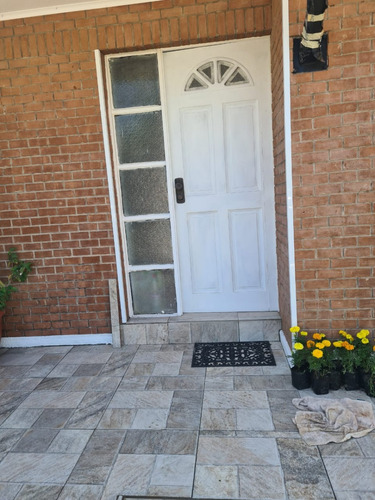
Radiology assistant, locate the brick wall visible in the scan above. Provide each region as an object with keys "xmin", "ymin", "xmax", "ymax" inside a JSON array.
[
  {"xmin": 289, "ymin": 0, "xmax": 375, "ymax": 335},
  {"xmin": 0, "ymin": 0, "xmax": 272, "ymax": 337},
  {"xmin": 271, "ymin": 0, "xmax": 291, "ymax": 335}
]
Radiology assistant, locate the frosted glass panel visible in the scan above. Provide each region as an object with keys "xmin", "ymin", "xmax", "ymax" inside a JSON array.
[
  {"xmin": 115, "ymin": 112, "xmax": 165, "ymax": 164},
  {"xmin": 120, "ymin": 167, "xmax": 169, "ymax": 216},
  {"xmin": 109, "ymin": 54, "xmax": 160, "ymax": 108},
  {"xmin": 125, "ymin": 220, "xmax": 173, "ymax": 265},
  {"xmin": 130, "ymin": 270, "xmax": 177, "ymax": 314}
]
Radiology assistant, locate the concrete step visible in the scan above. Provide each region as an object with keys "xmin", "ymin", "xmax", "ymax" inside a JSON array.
[{"xmin": 120, "ymin": 312, "xmax": 281, "ymax": 345}]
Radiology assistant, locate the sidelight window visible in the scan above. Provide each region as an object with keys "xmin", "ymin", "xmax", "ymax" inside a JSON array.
[{"xmin": 107, "ymin": 53, "xmax": 177, "ymax": 316}]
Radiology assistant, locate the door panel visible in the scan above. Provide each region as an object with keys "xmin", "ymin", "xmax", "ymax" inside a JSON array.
[
  {"xmin": 224, "ymin": 102, "xmax": 259, "ymax": 193},
  {"xmin": 164, "ymin": 38, "xmax": 278, "ymax": 312},
  {"xmin": 180, "ymin": 106, "xmax": 215, "ymax": 195},
  {"xmin": 187, "ymin": 212, "xmax": 221, "ymax": 293}
]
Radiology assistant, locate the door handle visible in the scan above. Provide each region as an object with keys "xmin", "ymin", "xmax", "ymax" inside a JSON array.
[{"xmin": 174, "ymin": 178, "xmax": 185, "ymax": 204}]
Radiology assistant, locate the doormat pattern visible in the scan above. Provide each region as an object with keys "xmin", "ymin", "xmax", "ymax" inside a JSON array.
[{"xmin": 191, "ymin": 341, "xmax": 276, "ymax": 367}]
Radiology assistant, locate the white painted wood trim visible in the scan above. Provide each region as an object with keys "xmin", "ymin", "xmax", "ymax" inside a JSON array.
[
  {"xmin": 0, "ymin": 0, "xmax": 161, "ymax": 21},
  {"xmin": 156, "ymin": 51, "xmax": 182, "ymax": 314},
  {"xmin": 0, "ymin": 334, "xmax": 112, "ymax": 348},
  {"xmin": 95, "ymin": 50, "xmax": 127, "ymax": 323},
  {"xmin": 279, "ymin": 329, "xmax": 293, "ymax": 368},
  {"xmin": 282, "ymin": 0, "xmax": 298, "ymax": 329}
]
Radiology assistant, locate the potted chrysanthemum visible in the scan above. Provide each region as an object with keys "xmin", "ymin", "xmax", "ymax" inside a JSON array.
[
  {"xmin": 306, "ymin": 333, "xmax": 332, "ymax": 395},
  {"xmin": 335, "ymin": 331, "xmax": 359, "ymax": 390},
  {"xmin": 290, "ymin": 326, "xmax": 311, "ymax": 390}
]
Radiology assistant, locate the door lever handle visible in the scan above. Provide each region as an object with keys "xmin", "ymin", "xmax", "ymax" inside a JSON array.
[{"xmin": 174, "ymin": 178, "xmax": 185, "ymax": 204}]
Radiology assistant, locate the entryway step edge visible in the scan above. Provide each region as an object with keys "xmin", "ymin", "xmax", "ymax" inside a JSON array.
[{"xmin": 120, "ymin": 312, "xmax": 281, "ymax": 345}]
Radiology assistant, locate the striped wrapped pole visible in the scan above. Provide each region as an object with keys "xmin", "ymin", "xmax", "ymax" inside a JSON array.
[{"xmin": 299, "ymin": 0, "xmax": 328, "ymax": 64}]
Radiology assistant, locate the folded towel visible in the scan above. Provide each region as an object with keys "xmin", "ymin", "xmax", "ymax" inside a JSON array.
[{"xmin": 292, "ymin": 396, "xmax": 375, "ymax": 445}]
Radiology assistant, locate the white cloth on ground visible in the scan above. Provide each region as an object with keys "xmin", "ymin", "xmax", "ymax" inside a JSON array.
[{"xmin": 292, "ymin": 396, "xmax": 375, "ymax": 445}]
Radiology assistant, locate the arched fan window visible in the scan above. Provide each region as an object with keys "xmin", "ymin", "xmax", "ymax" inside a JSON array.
[{"xmin": 185, "ymin": 59, "xmax": 253, "ymax": 91}]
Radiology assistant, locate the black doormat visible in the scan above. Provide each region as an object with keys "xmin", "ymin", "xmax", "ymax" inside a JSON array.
[{"xmin": 191, "ymin": 341, "xmax": 276, "ymax": 367}]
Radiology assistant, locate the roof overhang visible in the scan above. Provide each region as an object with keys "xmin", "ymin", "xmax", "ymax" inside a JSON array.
[{"xmin": 0, "ymin": 0, "xmax": 159, "ymax": 21}]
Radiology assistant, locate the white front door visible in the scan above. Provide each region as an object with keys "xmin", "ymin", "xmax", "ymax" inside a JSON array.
[{"xmin": 164, "ymin": 38, "xmax": 278, "ymax": 313}]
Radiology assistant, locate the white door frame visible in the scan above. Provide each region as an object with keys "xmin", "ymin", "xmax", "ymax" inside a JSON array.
[{"xmin": 95, "ymin": 35, "xmax": 296, "ymax": 321}]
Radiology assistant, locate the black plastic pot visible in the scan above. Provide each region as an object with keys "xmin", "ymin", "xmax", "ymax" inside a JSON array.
[
  {"xmin": 291, "ymin": 366, "xmax": 311, "ymax": 390},
  {"xmin": 311, "ymin": 372, "xmax": 330, "ymax": 395},
  {"xmin": 329, "ymin": 370, "xmax": 342, "ymax": 391},
  {"xmin": 343, "ymin": 371, "xmax": 360, "ymax": 391}
]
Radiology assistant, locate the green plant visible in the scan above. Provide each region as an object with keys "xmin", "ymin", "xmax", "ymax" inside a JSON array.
[
  {"xmin": 306, "ymin": 339, "xmax": 332, "ymax": 376},
  {"xmin": 0, "ymin": 248, "xmax": 32, "ymax": 311},
  {"xmin": 290, "ymin": 326, "xmax": 309, "ymax": 370}
]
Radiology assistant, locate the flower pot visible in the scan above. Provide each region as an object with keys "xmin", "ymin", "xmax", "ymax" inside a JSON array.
[
  {"xmin": 343, "ymin": 371, "xmax": 360, "ymax": 391},
  {"xmin": 291, "ymin": 366, "xmax": 311, "ymax": 390},
  {"xmin": 329, "ymin": 370, "xmax": 342, "ymax": 391},
  {"xmin": 311, "ymin": 372, "xmax": 330, "ymax": 395},
  {"xmin": 359, "ymin": 371, "xmax": 371, "ymax": 394}
]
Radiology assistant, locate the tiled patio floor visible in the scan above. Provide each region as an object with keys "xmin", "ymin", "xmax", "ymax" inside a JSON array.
[{"xmin": 0, "ymin": 341, "xmax": 374, "ymax": 499}]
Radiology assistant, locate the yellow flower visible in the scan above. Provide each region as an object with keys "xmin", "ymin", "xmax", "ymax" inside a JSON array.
[
  {"xmin": 312, "ymin": 349, "xmax": 323, "ymax": 359},
  {"xmin": 360, "ymin": 329, "xmax": 370, "ymax": 337},
  {"xmin": 313, "ymin": 333, "xmax": 322, "ymax": 340},
  {"xmin": 320, "ymin": 333, "xmax": 326, "ymax": 338},
  {"xmin": 290, "ymin": 326, "xmax": 300, "ymax": 333},
  {"xmin": 300, "ymin": 331, "xmax": 308, "ymax": 336},
  {"xmin": 333, "ymin": 341, "xmax": 343, "ymax": 348},
  {"xmin": 322, "ymin": 339, "xmax": 331, "ymax": 347},
  {"xmin": 339, "ymin": 330, "xmax": 347, "ymax": 336},
  {"xmin": 294, "ymin": 342, "xmax": 304, "ymax": 350},
  {"xmin": 307, "ymin": 340, "xmax": 315, "ymax": 348},
  {"xmin": 361, "ymin": 338, "xmax": 369, "ymax": 344},
  {"xmin": 315, "ymin": 342, "xmax": 325, "ymax": 349},
  {"xmin": 373, "ymin": 346, "xmax": 375, "ymax": 352},
  {"xmin": 346, "ymin": 334, "xmax": 354, "ymax": 341},
  {"xmin": 356, "ymin": 331, "xmax": 366, "ymax": 339}
]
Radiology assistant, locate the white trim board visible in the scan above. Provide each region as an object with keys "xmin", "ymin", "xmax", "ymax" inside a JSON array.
[
  {"xmin": 0, "ymin": 334, "xmax": 113, "ymax": 348},
  {"xmin": 279, "ymin": 329, "xmax": 293, "ymax": 368},
  {"xmin": 0, "ymin": 0, "xmax": 161, "ymax": 21}
]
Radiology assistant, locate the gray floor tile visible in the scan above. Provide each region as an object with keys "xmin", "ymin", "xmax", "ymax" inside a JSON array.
[
  {"xmin": 12, "ymin": 428, "xmax": 59, "ymax": 453},
  {"xmin": 0, "ymin": 453, "xmax": 80, "ymax": 483},
  {"xmin": 57, "ymin": 484, "xmax": 104, "ymax": 499},
  {"xmin": 108, "ymin": 390, "xmax": 173, "ymax": 409},
  {"xmin": 1, "ymin": 409, "xmax": 43, "ymax": 429},
  {"xmin": 101, "ymin": 454, "xmax": 155, "ymax": 499},
  {"xmin": 131, "ymin": 409, "xmax": 169, "ymax": 429},
  {"xmin": 19, "ymin": 391, "xmax": 85, "ymax": 409},
  {"xmin": 150, "ymin": 454, "xmax": 195, "ymax": 487},
  {"xmin": 48, "ymin": 429, "xmax": 92, "ymax": 453},
  {"xmin": 277, "ymin": 438, "xmax": 335, "ymax": 499},
  {"xmin": 193, "ymin": 464, "xmax": 239, "ymax": 498},
  {"xmin": 98, "ymin": 409, "xmax": 137, "ymax": 429},
  {"xmin": 72, "ymin": 364, "xmax": 104, "ymax": 377},
  {"xmin": 120, "ymin": 429, "xmax": 197, "ymax": 455},
  {"xmin": 0, "ymin": 428, "xmax": 26, "ymax": 452},
  {"xmin": 14, "ymin": 484, "xmax": 62, "ymax": 500},
  {"xmin": 32, "ymin": 408, "xmax": 73, "ymax": 429},
  {"xmin": 324, "ymin": 457, "xmax": 375, "ymax": 493},
  {"xmin": 203, "ymin": 390, "xmax": 269, "ymax": 409},
  {"xmin": 357, "ymin": 432, "xmax": 375, "ymax": 457},
  {"xmin": 197, "ymin": 436, "xmax": 280, "ymax": 466},
  {"xmin": 0, "ymin": 483, "xmax": 22, "ymax": 500},
  {"xmin": 34, "ymin": 378, "xmax": 67, "ymax": 391},
  {"xmin": 239, "ymin": 465, "xmax": 286, "ymax": 499}
]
